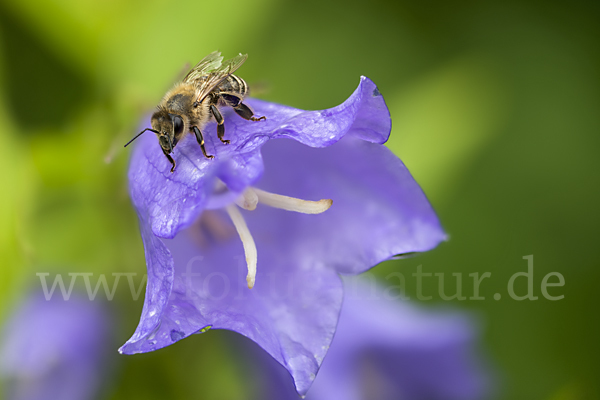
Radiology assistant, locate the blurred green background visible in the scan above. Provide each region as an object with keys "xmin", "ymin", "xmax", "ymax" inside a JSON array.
[{"xmin": 0, "ymin": 0, "xmax": 598, "ymax": 399}]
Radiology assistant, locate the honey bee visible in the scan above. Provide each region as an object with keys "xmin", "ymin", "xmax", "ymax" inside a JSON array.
[{"xmin": 125, "ymin": 51, "xmax": 265, "ymax": 172}]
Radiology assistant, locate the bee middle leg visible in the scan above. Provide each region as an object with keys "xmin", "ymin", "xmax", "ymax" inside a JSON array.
[
  {"xmin": 210, "ymin": 105, "xmax": 229, "ymax": 145},
  {"xmin": 192, "ymin": 126, "xmax": 214, "ymax": 159},
  {"xmin": 233, "ymin": 101, "xmax": 266, "ymax": 122}
]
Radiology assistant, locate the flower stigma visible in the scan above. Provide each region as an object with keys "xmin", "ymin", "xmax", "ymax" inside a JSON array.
[
  {"xmin": 223, "ymin": 185, "xmax": 333, "ymax": 289},
  {"xmin": 252, "ymin": 188, "xmax": 333, "ymax": 214}
]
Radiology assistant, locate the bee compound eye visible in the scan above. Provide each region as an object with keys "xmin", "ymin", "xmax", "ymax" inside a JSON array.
[{"xmin": 172, "ymin": 115, "xmax": 184, "ymax": 134}]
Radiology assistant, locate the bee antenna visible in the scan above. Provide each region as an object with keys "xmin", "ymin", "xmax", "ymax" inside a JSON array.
[{"xmin": 124, "ymin": 128, "xmax": 159, "ymax": 147}]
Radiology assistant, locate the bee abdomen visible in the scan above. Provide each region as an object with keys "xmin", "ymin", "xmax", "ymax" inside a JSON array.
[{"xmin": 217, "ymin": 74, "xmax": 248, "ymax": 100}]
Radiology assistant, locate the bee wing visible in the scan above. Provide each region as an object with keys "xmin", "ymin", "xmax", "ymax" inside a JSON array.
[
  {"xmin": 187, "ymin": 53, "xmax": 248, "ymax": 104},
  {"xmin": 182, "ymin": 51, "xmax": 224, "ymax": 83}
]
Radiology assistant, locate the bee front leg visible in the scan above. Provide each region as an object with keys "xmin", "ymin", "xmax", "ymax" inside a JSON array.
[
  {"xmin": 234, "ymin": 102, "xmax": 266, "ymax": 122},
  {"xmin": 162, "ymin": 148, "xmax": 176, "ymax": 173},
  {"xmin": 192, "ymin": 126, "xmax": 214, "ymax": 159},
  {"xmin": 210, "ymin": 105, "xmax": 229, "ymax": 145}
]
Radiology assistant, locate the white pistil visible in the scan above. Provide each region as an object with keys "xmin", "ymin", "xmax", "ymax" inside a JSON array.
[
  {"xmin": 225, "ymin": 204, "xmax": 257, "ymax": 289},
  {"xmin": 217, "ymin": 183, "xmax": 332, "ymax": 289},
  {"xmin": 234, "ymin": 188, "xmax": 258, "ymax": 211},
  {"xmin": 253, "ymin": 188, "xmax": 333, "ymax": 214}
]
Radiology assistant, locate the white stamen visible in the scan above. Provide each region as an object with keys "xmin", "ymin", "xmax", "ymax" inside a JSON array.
[
  {"xmin": 234, "ymin": 188, "xmax": 258, "ymax": 211},
  {"xmin": 225, "ymin": 204, "xmax": 257, "ymax": 289},
  {"xmin": 253, "ymin": 188, "xmax": 333, "ymax": 214}
]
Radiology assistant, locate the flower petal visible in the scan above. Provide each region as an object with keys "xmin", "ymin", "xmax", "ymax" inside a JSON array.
[
  {"xmin": 119, "ymin": 221, "xmax": 343, "ymax": 395},
  {"xmin": 255, "ymin": 136, "xmax": 446, "ymax": 274},
  {"xmin": 119, "ymin": 215, "xmax": 175, "ymax": 347}
]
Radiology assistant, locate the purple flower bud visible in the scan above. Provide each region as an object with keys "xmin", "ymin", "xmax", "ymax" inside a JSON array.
[
  {"xmin": 249, "ymin": 279, "xmax": 491, "ymax": 400},
  {"xmin": 0, "ymin": 293, "xmax": 112, "ymax": 400}
]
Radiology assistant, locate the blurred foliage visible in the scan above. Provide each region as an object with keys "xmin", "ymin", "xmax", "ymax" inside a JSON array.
[{"xmin": 0, "ymin": 0, "xmax": 598, "ymax": 399}]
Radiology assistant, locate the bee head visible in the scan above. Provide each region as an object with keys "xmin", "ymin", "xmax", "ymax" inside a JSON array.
[
  {"xmin": 124, "ymin": 110, "xmax": 186, "ymax": 159},
  {"xmin": 149, "ymin": 111, "xmax": 185, "ymax": 153}
]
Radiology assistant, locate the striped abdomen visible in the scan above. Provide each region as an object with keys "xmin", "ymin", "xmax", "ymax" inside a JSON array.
[{"xmin": 215, "ymin": 74, "xmax": 248, "ymax": 104}]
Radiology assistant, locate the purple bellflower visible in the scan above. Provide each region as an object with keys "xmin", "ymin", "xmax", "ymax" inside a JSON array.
[
  {"xmin": 120, "ymin": 76, "xmax": 446, "ymax": 395},
  {"xmin": 0, "ymin": 292, "xmax": 111, "ymax": 400},
  {"xmin": 248, "ymin": 279, "xmax": 490, "ymax": 400}
]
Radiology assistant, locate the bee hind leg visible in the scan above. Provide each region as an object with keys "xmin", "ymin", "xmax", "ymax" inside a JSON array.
[
  {"xmin": 192, "ymin": 126, "xmax": 214, "ymax": 159},
  {"xmin": 210, "ymin": 105, "xmax": 229, "ymax": 145},
  {"xmin": 234, "ymin": 102, "xmax": 266, "ymax": 122},
  {"xmin": 162, "ymin": 148, "xmax": 176, "ymax": 173}
]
